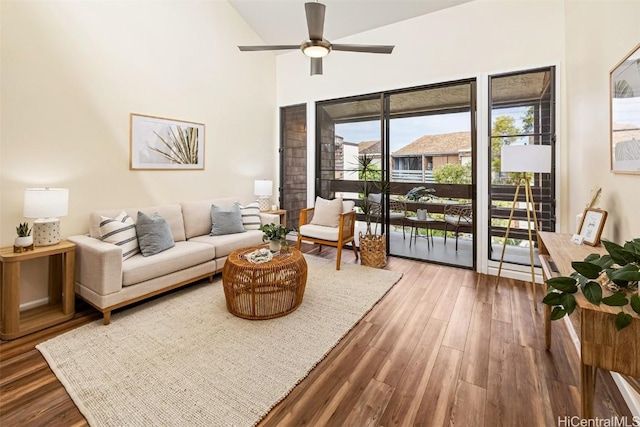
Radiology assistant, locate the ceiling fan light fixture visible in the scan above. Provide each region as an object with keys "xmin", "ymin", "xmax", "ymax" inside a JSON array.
[{"xmin": 302, "ymin": 39, "xmax": 331, "ymax": 58}]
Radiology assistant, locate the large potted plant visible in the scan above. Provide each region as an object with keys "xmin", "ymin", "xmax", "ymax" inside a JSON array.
[
  {"xmin": 543, "ymin": 238, "xmax": 640, "ymax": 330},
  {"xmin": 356, "ymin": 154, "xmax": 388, "ymax": 268}
]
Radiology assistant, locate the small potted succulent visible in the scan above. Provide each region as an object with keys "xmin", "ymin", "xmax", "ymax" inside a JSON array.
[
  {"xmin": 259, "ymin": 223, "xmax": 293, "ymax": 252},
  {"xmin": 15, "ymin": 222, "xmax": 33, "ymax": 249},
  {"xmin": 405, "ymin": 186, "xmax": 436, "ymax": 220}
]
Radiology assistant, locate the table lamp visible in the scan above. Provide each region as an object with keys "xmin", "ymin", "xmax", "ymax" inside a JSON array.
[
  {"xmin": 254, "ymin": 179, "xmax": 273, "ymax": 212},
  {"xmin": 495, "ymin": 145, "xmax": 551, "ymax": 309},
  {"xmin": 24, "ymin": 188, "xmax": 69, "ymax": 246}
]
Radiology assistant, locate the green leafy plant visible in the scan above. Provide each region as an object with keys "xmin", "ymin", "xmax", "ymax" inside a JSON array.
[
  {"xmin": 543, "ymin": 238, "xmax": 640, "ymax": 330},
  {"xmin": 404, "ymin": 186, "xmax": 435, "ymax": 202},
  {"xmin": 16, "ymin": 222, "xmax": 32, "ymax": 237},
  {"xmin": 354, "ymin": 154, "xmax": 389, "ymax": 236},
  {"xmin": 149, "ymin": 126, "xmax": 199, "ymax": 164},
  {"xmin": 259, "ymin": 223, "xmax": 292, "ymax": 246}
]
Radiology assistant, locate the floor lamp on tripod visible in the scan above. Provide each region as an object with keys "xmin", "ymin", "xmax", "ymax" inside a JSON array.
[{"xmin": 495, "ymin": 144, "xmax": 552, "ymax": 310}]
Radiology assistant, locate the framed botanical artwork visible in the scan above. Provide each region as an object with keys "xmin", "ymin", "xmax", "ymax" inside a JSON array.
[
  {"xmin": 610, "ymin": 43, "xmax": 640, "ymax": 174},
  {"xmin": 577, "ymin": 208, "xmax": 608, "ymax": 246},
  {"xmin": 130, "ymin": 113, "xmax": 205, "ymax": 170}
]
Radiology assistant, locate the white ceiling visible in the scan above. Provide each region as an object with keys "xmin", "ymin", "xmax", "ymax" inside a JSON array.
[{"xmin": 229, "ymin": 0, "xmax": 473, "ymax": 46}]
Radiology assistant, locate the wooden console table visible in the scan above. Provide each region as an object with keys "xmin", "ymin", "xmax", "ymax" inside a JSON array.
[
  {"xmin": 538, "ymin": 231, "xmax": 639, "ymax": 418},
  {"xmin": 0, "ymin": 241, "xmax": 76, "ymax": 340}
]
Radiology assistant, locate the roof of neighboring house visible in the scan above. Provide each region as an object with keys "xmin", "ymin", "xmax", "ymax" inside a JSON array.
[
  {"xmin": 392, "ymin": 131, "xmax": 471, "ymax": 156},
  {"xmin": 358, "ymin": 140, "xmax": 381, "ymax": 154}
]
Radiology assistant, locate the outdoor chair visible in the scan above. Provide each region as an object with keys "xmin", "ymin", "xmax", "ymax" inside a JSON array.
[
  {"xmin": 296, "ymin": 197, "xmax": 359, "ymax": 270},
  {"xmin": 368, "ymin": 194, "xmax": 407, "ymax": 238},
  {"xmin": 443, "ymin": 204, "xmax": 473, "ymax": 251}
]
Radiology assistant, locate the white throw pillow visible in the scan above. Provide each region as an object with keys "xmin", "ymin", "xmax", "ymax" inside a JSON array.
[
  {"xmin": 240, "ymin": 202, "xmax": 261, "ymax": 230},
  {"xmin": 310, "ymin": 197, "xmax": 343, "ymax": 228},
  {"xmin": 99, "ymin": 211, "xmax": 140, "ymax": 260}
]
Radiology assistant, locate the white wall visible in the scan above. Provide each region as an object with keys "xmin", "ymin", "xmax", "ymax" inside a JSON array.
[
  {"xmin": 564, "ymin": 0, "xmax": 640, "ymax": 242},
  {"xmin": 1, "ymin": 0, "xmax": 277, "ymax": 303}
]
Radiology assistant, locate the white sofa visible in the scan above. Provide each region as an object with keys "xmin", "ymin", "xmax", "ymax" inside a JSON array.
[{"xmin": 68, "ymin": 198, "xmax": 278, "ymax": 324}]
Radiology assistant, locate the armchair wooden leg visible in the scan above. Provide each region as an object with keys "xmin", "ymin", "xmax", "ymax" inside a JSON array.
[
  {"xmin": 336, "ymin": 245, "xmax": 343, "ymax": 270},
  {"xmin": 296, "ymin": 234, "xmax": 302, "ymax": 250},
  {"xmin": 351, "ymin": 242, "xmax": 359, "ymax": 261}
]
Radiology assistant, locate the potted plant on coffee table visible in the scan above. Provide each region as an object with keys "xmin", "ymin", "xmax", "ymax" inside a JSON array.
[{"xmin": 259, "ymin": 223, "xmax": 293, "ymax": 253}]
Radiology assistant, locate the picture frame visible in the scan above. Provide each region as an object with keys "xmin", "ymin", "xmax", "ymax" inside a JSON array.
[
  {"xmin": 610, "ymin": 43, "xmax": 640, "ymax": 174},
  {"xmin": 577, "ymin": 208, "xmax": 608, "ymax": 246},
  {"xmin": 130, "ymin": 113, "xmax": 205, "ymax": 170}
]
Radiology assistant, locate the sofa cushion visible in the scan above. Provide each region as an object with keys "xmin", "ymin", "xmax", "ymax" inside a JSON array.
[
  {"xmin": 211, "ymin": 202, "xmax": 245, "ymax": 236},
  {"xmin": 136, "ymin": 212, "xmax": 175, "ymax": 256},
  {"xmin": 122, "ymin": 241, "xmax": 215, "ymax": 286},
  {"xmin": 181, "ymin": 198, "xmax": 237, "ymax": 239},
  {"xmin": 89, "ymin": 204, "xmax": 186, "ymax": 242},
  {"xmin": 98, "ymin": 211, "xmax": 140, "ymax": 260},
  {"xmin": 310, "ymin": 197, "xmax": 343, "ymax": 227},
  {"xmin": 189, "ymin": 229, "xmax": 263, "ymax": 258},
  {"xmin": 240, "ymin": 202, "xmax": 261, "ymax": 230}
]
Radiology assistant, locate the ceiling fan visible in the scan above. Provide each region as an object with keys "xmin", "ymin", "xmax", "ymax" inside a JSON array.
[{"xmin": 237, "ymin": 1, "xmax": 395, "ymax": 76}]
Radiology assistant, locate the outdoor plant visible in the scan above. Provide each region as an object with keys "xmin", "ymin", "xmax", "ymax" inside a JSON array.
[
  {"xmin": 354, "ymin": 154, "xmax": 388, "ymax": 236},
  {"xmin": 16, "ymin": 222, "xmax": 32, "ymax": 237},
  {"xmin": 149, "ymin": 126, "xmax": 199, "ymax": 164},
  {"xmin": 404, "ymin": 186, "xmax": 435, "ymax": 202},
  {"xmin": 259, "ymin": 223, "xmax": 293, "ymax": 246},
  {"xmin": 543, "ymin": 238, "xmax": 640, "ymax": 330}
]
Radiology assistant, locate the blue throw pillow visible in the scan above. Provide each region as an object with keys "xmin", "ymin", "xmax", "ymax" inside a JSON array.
[
  {"xmin": 135, "ymin": 211, "xmax": 175, "ymax": 256},
  {"xmin": 211, "ymin": 202, "xmax": 246, "ymax": 236}
]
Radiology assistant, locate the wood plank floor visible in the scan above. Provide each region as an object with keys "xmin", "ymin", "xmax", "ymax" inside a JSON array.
[{"xmin": 0, "ymin": 246, "xmax": 632, "ymax": 426}]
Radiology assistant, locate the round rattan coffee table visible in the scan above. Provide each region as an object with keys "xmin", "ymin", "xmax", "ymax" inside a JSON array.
[{"xmin": 222, "ymin": 246, "xmax": 308, "ymax": 320}]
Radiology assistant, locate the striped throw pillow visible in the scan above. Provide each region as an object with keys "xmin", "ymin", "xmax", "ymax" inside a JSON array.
[
  {"xmin": 240, "ymin": 202, "xmax": 261, "ymax": 230},
  {"xmin": 99, "ymin": 211, "xmax": 140, "ymax": 260}
]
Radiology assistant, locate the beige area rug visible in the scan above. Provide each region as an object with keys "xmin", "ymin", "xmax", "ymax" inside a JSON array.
[{"xmin": 37, "ymin": 255, "xmax": 402, "ymax": 427}]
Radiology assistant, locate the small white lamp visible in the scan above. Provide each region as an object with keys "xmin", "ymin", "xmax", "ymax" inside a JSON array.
[
  {"xmin": 495, "ymin": 145, "xmax": 551, "ymax": 309},
  {"xmin": 254, "ymin": 180, "xmax": 273, "ymax": 212},
  {"xmin": 24, "ymin": 188, "xmax": 69, "ymax": 246}
]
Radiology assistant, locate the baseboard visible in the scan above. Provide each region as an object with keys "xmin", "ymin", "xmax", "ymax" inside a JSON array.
[
  {"xmin": 487, "ymin": 265, "xmax": 544, "ymax": 284},
  {"xmin": 563, "ymin": 317, "xmax": 640, "ymax": 417},
  {"xmin": 20, "ymin": 297, "xmax": 49, "ymax": 311}
]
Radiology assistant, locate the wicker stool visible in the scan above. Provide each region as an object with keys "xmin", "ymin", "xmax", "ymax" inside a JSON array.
[{"xmin": 222, "ymin": 246, "xmax": 308, "ymax": 320}]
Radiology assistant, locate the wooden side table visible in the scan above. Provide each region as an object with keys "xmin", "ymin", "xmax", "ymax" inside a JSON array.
[
  {"xmin": 538, "ymin": 232, "xmax": 640, "ymax": 418},
  {"xmin": 262, "ymin": 209, "xmax": 287, "ymax": 226},
  {"xmin": 0, "ymin": 240, "xmax": 76, "ymax": 340}
]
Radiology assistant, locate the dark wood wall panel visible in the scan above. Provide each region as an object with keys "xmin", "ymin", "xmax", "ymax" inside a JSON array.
[{"xmin": 280, "ymin": 105, "xmax": 307, "ymax": 230}]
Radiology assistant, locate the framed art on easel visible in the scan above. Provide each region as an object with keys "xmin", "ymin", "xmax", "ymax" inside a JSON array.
[{"xmin": 577, "ymin": 208, "xmax": 608, "ymax": 246}]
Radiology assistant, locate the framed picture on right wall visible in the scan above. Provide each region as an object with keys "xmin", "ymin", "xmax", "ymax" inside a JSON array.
[
  {"xmin": 578, "ymin": 208, "xmax": 608, "ymax": 246},
  {"xmin": 610, "ymin": 43, "xmax": 640, "ymax": 174}
]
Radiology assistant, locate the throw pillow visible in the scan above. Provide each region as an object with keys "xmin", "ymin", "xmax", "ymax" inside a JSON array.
[
  {"xmin": 135, "ymin": 211, "xmax": 175, "ymax": 257},
  {"xmin": 211, "ymin": 202, "xmax": 246, "ymax": 236},
  {"xmin": 310, "ymin": 196, "xmax": 343, "ymax": 228},
  {"xmin": 240, "ymin": 201, "xmax": 261, "ymax": 230},
  {"xmin": 99, "ymin": 211, "xmax": 140, "ymax": 261}
]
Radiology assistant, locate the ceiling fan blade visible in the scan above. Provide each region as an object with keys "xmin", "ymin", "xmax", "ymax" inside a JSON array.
[
  {"xmin": 310, "ymin": 57, "xmax": 323, "ymax": 76},
  {"xmin": 238, "ymin": 45, "xmax": 300, "ymax": 52},
  {"xmin": 305, "ymin": 2, "xmax": 325, "ymax": 40},
  {"xmin": 331, "ymin": 44, "xmax": 395, "ymax": 54}
]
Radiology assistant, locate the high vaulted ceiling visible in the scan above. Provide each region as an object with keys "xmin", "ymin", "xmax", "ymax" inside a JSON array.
[{"xmin": 229, "ymin": 0, "xmax": 474, "ymax": 48}]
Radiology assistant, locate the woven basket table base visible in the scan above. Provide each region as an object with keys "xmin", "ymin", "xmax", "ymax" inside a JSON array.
[{"xmin": 222, "ymin": 246, "xmax": 308, "ymax": 320}]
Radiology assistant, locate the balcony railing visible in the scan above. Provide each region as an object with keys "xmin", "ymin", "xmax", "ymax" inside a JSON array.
[{"xmin": 391, "ymin": 169, "xmax": 434, "ymax": 183}]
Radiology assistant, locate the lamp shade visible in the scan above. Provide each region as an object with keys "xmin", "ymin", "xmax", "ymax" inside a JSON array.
[
  {"xmin": 254, "ymin": 180, "xmax": 273, "ymax": 197},
  {"xmin": 501, "ymin": 145, "xmax": 551, "ymax": 173},
  {"xmin": 24, "ymin": 188, "xmax": 69, "ymax": 219}
]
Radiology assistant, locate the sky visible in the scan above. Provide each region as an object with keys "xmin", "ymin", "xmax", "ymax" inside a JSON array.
[{"xmin": 336, "ymin": 112, "xmax": 471, "ymax": 153}]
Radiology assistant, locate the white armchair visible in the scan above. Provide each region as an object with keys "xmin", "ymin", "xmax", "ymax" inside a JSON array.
[{"xmin": 296, "ymin": 197, "xmax": 359, "ymax": 270}]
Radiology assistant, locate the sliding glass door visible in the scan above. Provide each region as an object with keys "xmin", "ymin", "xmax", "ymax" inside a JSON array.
[{"xmin": 315, "ymin": 79, "xmax": 477, "ymax": 269}]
